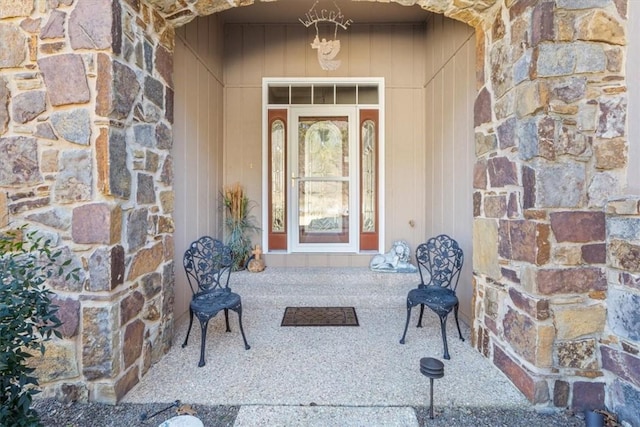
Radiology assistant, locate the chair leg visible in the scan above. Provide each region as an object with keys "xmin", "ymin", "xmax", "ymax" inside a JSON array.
[
  {"xmin": 235, "ymin": 304, "xmax": 251, "ymax": 350},
  {"xmin": 400, "ymin": 304, "xmax": 413, "ymax": 344},
  {"xmin": 182, "ymin": 308, "xmax": 194, "ymax": 348},
  {"xmin": 417, "ymin": 304, "xmax": 425, "ymax": 328},
  {"xmin": 439, "ymin": 314, "xmax": 450, "ymax": 360},
  {"xmin": 454, "ymin": 304, "xmax": 465, "ymax": 342},
  {"xmin": 224, "ymin": 308, "xmax": 231, "ymax": 332},
  {"xmin": 198, "ymin": 319, "xmax": 210, "ymax": 367}
]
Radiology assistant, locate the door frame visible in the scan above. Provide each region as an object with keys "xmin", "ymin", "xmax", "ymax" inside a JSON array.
[{"xmin": 261, "ymin": 77, "xmax": 386, "ymax": 254}]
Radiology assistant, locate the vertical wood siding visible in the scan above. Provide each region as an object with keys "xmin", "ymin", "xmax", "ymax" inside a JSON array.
[
  {"xmin": 173, "ymin": 16, "xmax": 225, "ymax": 316},
  {"xmin": 423, "ymin": 14, "xmax": 476, "ymax": 322}
]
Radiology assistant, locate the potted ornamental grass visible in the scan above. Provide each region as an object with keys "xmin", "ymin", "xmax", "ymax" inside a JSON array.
[{"xmin": 222, "ymin": 183, "xmax": 260, "ymax": 271}]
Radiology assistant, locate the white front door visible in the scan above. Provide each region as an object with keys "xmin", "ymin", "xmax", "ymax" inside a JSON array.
[{"xmin": 290, "ymin": 107, "xmax": 358, "ymax": 252}]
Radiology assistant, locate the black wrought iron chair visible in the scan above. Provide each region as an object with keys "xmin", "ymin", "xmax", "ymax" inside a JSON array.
[
  {"xmin": 400, "ymin": 234, "xmax": 465, "ymax": 359},
  {"xmin": 182, "ymin": 236, "xmax": 250, "ymax": 367}
]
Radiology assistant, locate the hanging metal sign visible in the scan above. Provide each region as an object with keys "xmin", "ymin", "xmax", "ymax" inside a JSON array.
[{"xmin": 299, "ymin": 1, "xmax": 353, "ymax": 70}]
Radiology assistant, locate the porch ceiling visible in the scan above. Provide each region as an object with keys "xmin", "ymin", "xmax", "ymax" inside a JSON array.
[{"xmin": 218, "ymin": 0, "xmax": 434, "ymax": 24}]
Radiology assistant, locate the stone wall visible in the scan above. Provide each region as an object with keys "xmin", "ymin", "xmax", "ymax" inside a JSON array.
[
  {"xmin": 2, "ymin": 0, "xmax": 639, "ymax": 420},
  {"xmin": 603, "ymin": 197, "xmax": 640, "ymax": 425},
  {"xmin": 472, "ymin": 0, "xmax": 630, "ymax": 417},
  {"xmin": 0, "ymin": 0, "xmax": 175, "ymax": 403}
]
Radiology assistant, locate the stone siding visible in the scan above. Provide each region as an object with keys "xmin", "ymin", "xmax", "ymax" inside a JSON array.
[
  {"xmin": 470, "ymin": 0, "xmax": 633, "ymax": 420},
  {"xmin": 603, "ymin": 197, "xmax": 640, "ymax": 426},
  {"xmin": 0, "ymin": 0, "xmax": 174, "ymax": 403}
]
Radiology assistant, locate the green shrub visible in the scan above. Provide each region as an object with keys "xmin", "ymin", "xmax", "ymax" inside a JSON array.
[{"xmin": 0, "ymin": 227, "xmax": 79, "ymax": 426}]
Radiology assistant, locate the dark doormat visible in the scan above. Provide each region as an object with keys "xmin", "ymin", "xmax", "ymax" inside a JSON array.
[{"xmin": 281, "ymin": 307, "xmax": 359, "ymax": 327}]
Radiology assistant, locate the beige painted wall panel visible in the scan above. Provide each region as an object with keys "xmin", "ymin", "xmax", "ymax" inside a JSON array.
[
  {"xmin": 224, "ymin": 25, "xmax": 244, "ymax": 86},
  {"xmin": 347, "ymin": 27, "xmax": 371, "ymax": 76},
  {"xmin": 442, "ymin": 16, "xmax": 458, "ymax": 61},
  {"xmin": 242, "ymin": 26, "xmax": 266, "ymax": 83},
  {"xmin": 241, "ymin": 89, "xmax": 264, "ymax": 207},
  {"xmin": 179, "ymin": 15, "xmax": 225, "ymax": 79},
  {"xmin": 208, "ymin": 81, "xmax": 218, "ymax": 229},
  {"xmin": 425, "ymin": 14, "xmax": 473, "ymax": 84},
  {"xmin": 384, "ymin": 88, "xmax": 426, "ymax": 249},
  {"xmin": 412, "ymin": 88, "xmax": 427, "ymax": 241},
  {"xmin": 265, "ymin": 253, "xmax": 371, "ymax": 267},
  {"xmin": 441, "ymin": 61, "xmax": 456, "ymax": 224},
  {"xmin": 196, "ymin": 63, "xmax": 211, "ymax": 233},
  {"xmin": 424, "ymin": 83, "xmax": 435, "ymax": 231},
  {"xmin": 197, "ymin": 17, "xmax": 210, "ymax": 62},
  {"xmin": 225, "ymin": 87, "xmax": 262, "ymax": 206},
  {"xmin": 173, "ymin": 23, "xmax": 225, "ymax": 319},
  {"xmin": 307, "ymin": 253, "xmax": 329, "ymax": 267},
  {"xmin": 389, "ymin": 26, "xmax": 418, "ymax": 88},
  {"xmin": 285, "ymin": 26, "xmax": 308, "ymax": 77},
  {"xmin": 369, "ymin": 26, "xmax": 392, "ymax": 82},
  {"xmin": 183, "ymin": 74, "xmax": 200, "ymax": 235},
  {"xmin": 264, "ymin": 26, "xmax": 286, "ymax": 76},
  {"xmin": 176, "ymin": 25, "xmax": 186, "ymax": 42},
  {"xmin": 428, "ymin": 72, "xmax": 445, "ymax": 229},
  {"xmin": 423, "ymin": 20, "xmax": 475, "ymax": 322},
  {"xmin": 209, "ymin": 15, "xmax": 225, "ymax": 78},
  {"xmin": 425, "ymin": 14, "xmax": 444, "ymax": 82},
  {"xmin": 216, "ymin": 81, "xmax": 225, "ymax": 219},
  {"xmin": 265, "ymin": 253, "xmax": 371, "ymax": 268},
  {"xmin": 423, "ymin": 20, "xmax": 434, "ymax": 82},
  {"xmin": 455, "ymin": 40, "xmax": 476, "ymax": 323},
  {"xmin": 185, "ymin": 17, "xmax": 199, "ymax": 49},
  {"xmin": 326, "ymin": 253, "xmax": 352, "ymax": 268},
  {"xmin": 413, "ymin": 25, "xmax": 426, "ymax": 88},
  {"xmin": 224, "ymin": 87, "xmax": 245, "ymax": 182}
]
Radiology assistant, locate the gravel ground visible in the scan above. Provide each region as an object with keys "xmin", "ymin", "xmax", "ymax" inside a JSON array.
[{"xmin": 32, "ymin": 399, "xmax": 584, "ymax": 427}]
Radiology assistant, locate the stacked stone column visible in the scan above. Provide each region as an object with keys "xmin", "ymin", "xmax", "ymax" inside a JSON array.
[
  {"xmin": 0, "ymin": 0, "xmax": 175, "ymax": 403},
  {"xmin": 472, "ymin": 0, "xmax": 628, "ymax": 413}
]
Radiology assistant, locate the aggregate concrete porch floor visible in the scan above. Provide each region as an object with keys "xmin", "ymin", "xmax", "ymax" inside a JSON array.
[{"xmin": 123, "ymin": 267, "xmax": 532, "ymax": 425}]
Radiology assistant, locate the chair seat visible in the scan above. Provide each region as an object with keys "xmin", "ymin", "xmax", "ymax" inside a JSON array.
[
  {"xmin": 191, "ymin": 290, "xmax": 241, "ymax": 315},
  {"xmin": 408, "ymin": 286, "xmax": 458, "ymax": 315}
]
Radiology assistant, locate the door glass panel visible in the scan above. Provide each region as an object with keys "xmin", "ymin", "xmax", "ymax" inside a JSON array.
[
  {"xmin": 297, "ymin": 116, "xmax": 349, "ymax": 244},
  {"xmin": 271, "ymin": 119, "xmax": 285, "ymax": 232},
  {"xmin": 299, "ymin": 181, "xmax": 349, "ymax": 243},
  {"xmin": 362, "ymin": 119, "xmax": 376, "ymax": 232}
]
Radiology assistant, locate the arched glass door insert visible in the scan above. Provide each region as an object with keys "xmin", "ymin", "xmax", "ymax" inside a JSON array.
[{"xmin": 291, "ymin": 108, "xmax": 356, "ymax": 251}]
